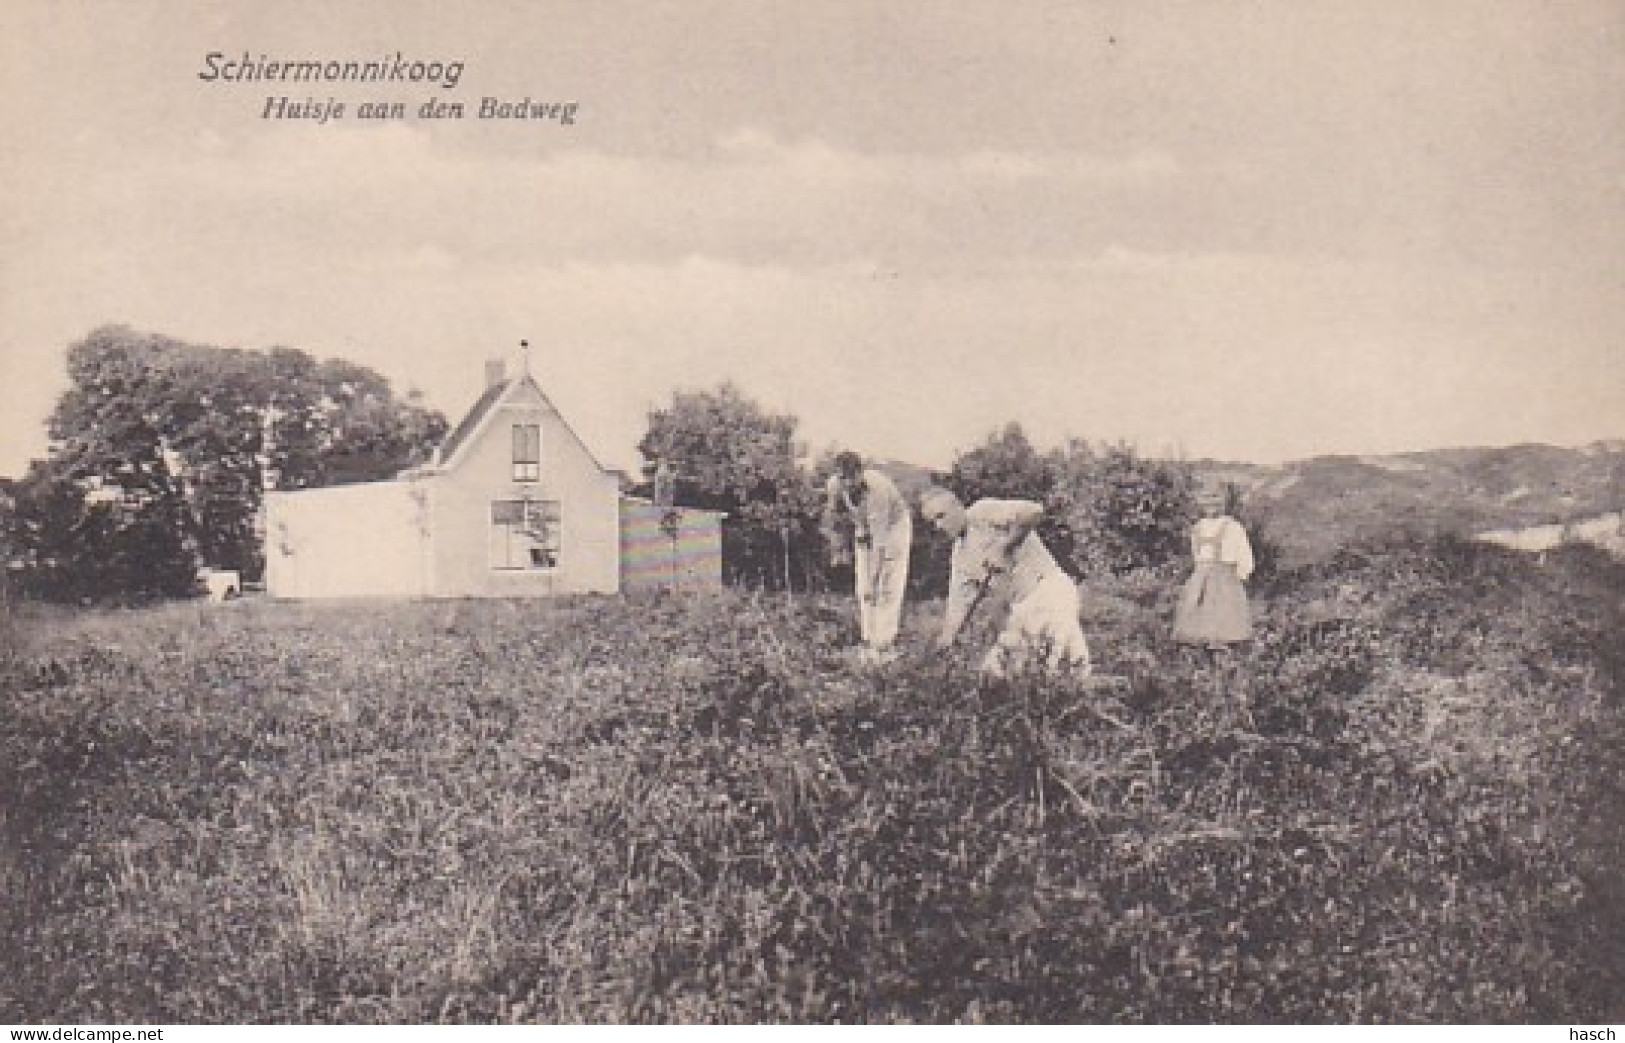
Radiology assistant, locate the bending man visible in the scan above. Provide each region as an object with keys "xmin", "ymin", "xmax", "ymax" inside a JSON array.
[
  {"xmin": 920, "ymin": 487, "xmax": 1091, "ymax": 677},
  {"xmin": 825, "ymin": 452, "xmax": 912, "ymax": 658}
]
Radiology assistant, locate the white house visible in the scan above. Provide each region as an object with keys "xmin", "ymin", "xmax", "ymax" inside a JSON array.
[{"xmin": 264, "ymin": 359, "xmax": 723, "ymax": 598}]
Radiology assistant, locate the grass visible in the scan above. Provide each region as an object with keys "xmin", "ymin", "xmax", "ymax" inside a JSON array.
[{"xmin": 1, "ymin": 536, "xmax": 1622, "ymax": 1023}]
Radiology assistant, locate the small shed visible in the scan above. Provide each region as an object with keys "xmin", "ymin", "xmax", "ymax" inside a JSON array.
[{"xmin": 618, "ymin": 497, "xmax": 726, "ymax": 592}]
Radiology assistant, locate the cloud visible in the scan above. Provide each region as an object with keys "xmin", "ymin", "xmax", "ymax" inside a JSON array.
[
  {"xmin": 5, "ymin": 122, "xmax": 1193, "ymax": 282},
  {"xmin": 2, "ymin": 103, "xmax": 1619, "ymax": 477}
]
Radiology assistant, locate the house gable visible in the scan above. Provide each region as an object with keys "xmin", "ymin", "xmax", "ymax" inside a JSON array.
[
  {"xmin": 435, "ymin": 373, "xmax": 614, "ymax": 481},
  {"xmin": 424, "ymin": 368, "xmax": 622, "ymax": 596}
]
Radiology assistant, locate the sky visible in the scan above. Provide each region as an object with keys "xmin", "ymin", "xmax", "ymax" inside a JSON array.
[{"xmin": 2, "ymin": 0, "xmax": 1621, "ymax": 479}]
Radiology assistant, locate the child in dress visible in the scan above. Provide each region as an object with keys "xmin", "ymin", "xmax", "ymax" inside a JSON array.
[{"xmin": 1173, "ymin": 485, "xmax": 1255, "ymax": 647}]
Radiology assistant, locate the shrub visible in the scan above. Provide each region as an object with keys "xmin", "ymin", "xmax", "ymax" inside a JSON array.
[{"xmin": 1, "ymin": 542, "xmax": 1620, "ymax": 1022}]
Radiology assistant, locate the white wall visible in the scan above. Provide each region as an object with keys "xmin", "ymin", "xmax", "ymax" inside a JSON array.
[{"xmin": 264, "ymin": 479, "xmax": 433, "ymax": 598}]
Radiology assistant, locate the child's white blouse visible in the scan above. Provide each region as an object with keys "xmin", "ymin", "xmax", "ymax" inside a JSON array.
[{"xmin": 1191, "ymin": 516, "xmax": 1255, "ymax": 582}]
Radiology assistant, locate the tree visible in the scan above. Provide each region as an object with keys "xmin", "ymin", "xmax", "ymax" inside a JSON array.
[
  {"xmin": 1052, "ymin": 442, "xmax": 1196, "ymax": 575},
  {"xmin": 941, "ymin": 427, "xmax": 1199, "ymax": 578},
  {"xmin": 636, "ymin": 383, "xmax": 823, "ymax": 590},
  {"xmin": 7, "ymin": 325, "xmax": 447, "ymax": 602},
  {"xmin": 0, "ymin": 460, "xmax": 195, "ymax": 603},
  {"xmin": 943, "ymin": 422, "xmax": 1055, "ymax": 505},
  {"xmin": 943, "ymin": 423, "xmax": 1076, "ymax": 567}
]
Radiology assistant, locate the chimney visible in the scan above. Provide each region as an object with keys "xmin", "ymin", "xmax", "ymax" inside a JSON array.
[{"xmin": 484, "ymin": 359, "xmax": 506, "ymax": 389}]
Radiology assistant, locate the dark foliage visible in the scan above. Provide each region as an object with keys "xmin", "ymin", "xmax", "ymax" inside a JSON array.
[
  {"xmin": 0, "ymin": 326, "xmax": 446, "ymax": 603},
  {"xmin": 637, "ymin": 383, "xmax": 825, "ymax": 592}
]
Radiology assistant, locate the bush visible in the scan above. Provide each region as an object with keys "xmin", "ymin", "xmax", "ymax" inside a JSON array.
[
  {"xmin": 941, "ymin": 430, "xmax": 1200, "ymax": 580},
  {"xmin": 1058, "ymin": 445, "xmax": 1197, "ymax": 576}
]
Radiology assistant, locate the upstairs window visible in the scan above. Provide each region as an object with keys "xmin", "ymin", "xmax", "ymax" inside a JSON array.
[
  {"xmin": 491, "ymin": 498, "xmax": 560, "ymax": 570},
  {"xmin": 512, "ymin": 423, "xmax": 541, "ymax": 482}
]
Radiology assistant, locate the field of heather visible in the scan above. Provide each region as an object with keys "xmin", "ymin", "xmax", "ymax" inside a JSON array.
[{"xmin": 2, "ymin": 536, "xmax": 1622, "ymax": 1023}]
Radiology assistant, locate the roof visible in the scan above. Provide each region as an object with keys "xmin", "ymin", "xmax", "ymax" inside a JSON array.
[
  {"xmin": 433, "ymin": 373, "xmax": 614, "ymax": 475},
  {"xmin": 621, "ymin": 494, "xmax": 728, "ymax": 518},
  {"xmin": 435, "ymin": 380, "xmax": 509, "ymax": 465}
]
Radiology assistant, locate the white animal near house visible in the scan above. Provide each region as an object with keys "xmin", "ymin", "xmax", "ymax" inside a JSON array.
[{"xmin": 198, "ymin": 569, "xmax": 241, "ymax": 602}]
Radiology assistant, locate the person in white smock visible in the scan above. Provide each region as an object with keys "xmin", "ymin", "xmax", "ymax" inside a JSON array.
[
  {"xmin": 920, "ymin": 487, "xmax": 1091, "ymax": 677},
  {"xmin": 824, "ymin": 453, "xmax": 912, "ymax": 658}
]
